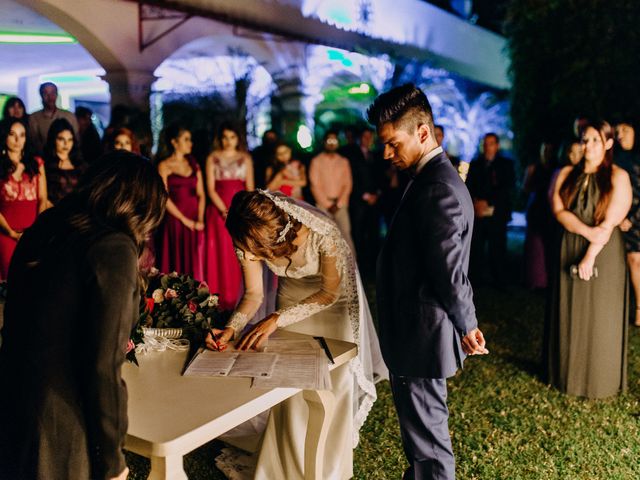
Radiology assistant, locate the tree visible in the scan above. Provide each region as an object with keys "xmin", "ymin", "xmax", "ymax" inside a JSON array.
[{"xmin": 504, "ymin": 0, "xmax": 640, "ymax": 164}]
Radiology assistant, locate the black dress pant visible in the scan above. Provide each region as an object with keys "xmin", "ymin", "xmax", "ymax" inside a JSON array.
[{"xmin": 390, "ymin": 373, "xmax": 455, "ymax": 480}]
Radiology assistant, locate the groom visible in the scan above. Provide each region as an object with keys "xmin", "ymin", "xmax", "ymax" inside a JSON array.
[{"xmin": 368, "ymin": 84, "xmax": 488, "ymax": 480}]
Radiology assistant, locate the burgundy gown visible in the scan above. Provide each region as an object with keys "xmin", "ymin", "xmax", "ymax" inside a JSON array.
[
  {"xmin": 0, "ymin": 158, "xmax": 42, "ymax": 280},
  {"xmin": 157, "ymin": 157, "xmax": 204, "ymax": 281},
  {"xmin": 204, "ymin": 154, "xmax": 248, "ymax": 310}
]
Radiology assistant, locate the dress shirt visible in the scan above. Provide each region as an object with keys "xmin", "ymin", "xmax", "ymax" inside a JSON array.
[
  {"xmin": 309, "ymin": 152, "xmax": 353, "ymax": 209},
  {"xmin": 413, "ymin": 146, "xmax": 444, "ymax": 176}
]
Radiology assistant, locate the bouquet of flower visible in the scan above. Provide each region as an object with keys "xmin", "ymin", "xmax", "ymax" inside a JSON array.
[{"xmin": 127, "ymin": 270, "xmax": 230, "ymax": 364}]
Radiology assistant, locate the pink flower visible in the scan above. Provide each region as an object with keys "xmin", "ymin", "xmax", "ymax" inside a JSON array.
[
  {"xmin": 164, "ymin": 288, "xmax": 178, "ymax": 299},
  {"xmin": 188, "ymin": 300, "xmax": 198, "ymax": 313},
  {"xmin": 198, "ymin": 281, "xmax": 209, "ymax": 290},
  {"xmin": 126, "ymin": 339, "xmax": 135, "ymax": 354}
]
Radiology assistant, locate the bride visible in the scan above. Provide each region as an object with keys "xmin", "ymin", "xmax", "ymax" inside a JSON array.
[{"xmin": 207, "ymin": 189, "xmax": 387, "ymax": 479}]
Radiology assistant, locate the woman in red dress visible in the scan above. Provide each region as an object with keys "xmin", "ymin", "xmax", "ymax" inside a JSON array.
[
  {"xmin": 0, "ymin": 119, "xmax": 48, "ymax": 279},
  {"xmin": 156, "ymin": 124, "xmax": 205, "ymax": 280},
  {"xmin": 204, "ymin": 122, "xmax": 254, "ymax": 309}
]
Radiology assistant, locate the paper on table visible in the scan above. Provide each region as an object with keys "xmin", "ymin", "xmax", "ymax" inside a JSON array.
[
  {"xmin": 251, "ymin": 350, "xmax": 331, "ymax": 390},
  {"xmin": 184, "ymin": 350, "xmax": 237, "ymax": 377},
  {"xmin": 184, "ymin": 349, "xmax": 279, "ymax": 378},
  {"xmin": 227, "ymin": 352, "xmax": 278, "ymax": 378},
  {"xmin": 264, "ymin": 337, "xmax": 322, "ymax": 354}
]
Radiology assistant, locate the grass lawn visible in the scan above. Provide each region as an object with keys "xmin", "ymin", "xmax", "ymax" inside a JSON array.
[{"xmin": 126, "ymin": 232, "xmax": 640, "ymax": 479}]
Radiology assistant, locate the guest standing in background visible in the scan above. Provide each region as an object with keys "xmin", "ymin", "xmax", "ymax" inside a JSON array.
[
  {"xmin": 251, "ymin": 129, "xmax": 278, "ymax": 189},
  {"xmin": 614, "ymin": 119, "xmax": 640, "ymax": 325},
  {"xmin": 156, "ymin": 124, "xmax": 205, "ymax": 280},
  {"xmin": 265, "ymin": 141, "xmax": 306, "ymax": 200},
  {"xmin": 309, "ymin": 130, "xmax": 354, "ymax": 251},
  {"xmin": 547, "ymin": 120, "xmax": 631, "ymax": 398},
  {"xmin": 0, "ymin": 151, "xmax": 167, "ymax": 480},
  {"xmin": 1, "ymin": 97, "xmax": 27, "ymax": 123},
  {"xmin": 466, "ymin": 132, "xmax": 516, "ymax": 287},
  {"xmin": 44, "ymin": 118, "xmax": 86, "ymax": 206},
  {"xmin": 204, "ymin": 122, "xmax": 254, "ymax": 310},
  {"xmin": 104, "ymin": 127, "xmax": 141, "ymax": 155},
  {"xmin": 75, "ymin": 106, "xmax": 102, "ymax": 164},
  {"xmin": 29, "ymin": 82, "xmax": 79, "ymax": 156},
  {"xmin": 523, "ymin": 142, "xmax": 556, "ymax": 289},
  {"xmin": 339, "ymin": 127, "xmax": 383, "ymax": 274},
  {"xmin": 0, "ymin": 119, "xmax": 47, "ymax": 280}
]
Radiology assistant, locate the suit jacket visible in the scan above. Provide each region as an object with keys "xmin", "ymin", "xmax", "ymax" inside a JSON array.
[
  {"xmin": 466, "ymin": 154, "xmax": 516, "ymax": 223},
  {"xmin": 0, "ymin": 205, "xmax": 138, "ymax": 480},
  {"xmin": 376, "ymin": 151, "xmax": 477, "ymax": 378}
]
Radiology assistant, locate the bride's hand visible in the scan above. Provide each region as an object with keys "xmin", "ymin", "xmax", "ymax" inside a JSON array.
[
  {"xmin": 237, "ymin": 314, "xmax": 279, "ymax": 351},
  {"xmin": 205, "ymin": 327, "xmax": 234, "ymax": 351}
]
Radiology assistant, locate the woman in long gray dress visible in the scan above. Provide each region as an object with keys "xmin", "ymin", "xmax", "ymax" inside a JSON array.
[{"xmin": 547, "ymin": 120, "xmax": 632, "ymax": 399}]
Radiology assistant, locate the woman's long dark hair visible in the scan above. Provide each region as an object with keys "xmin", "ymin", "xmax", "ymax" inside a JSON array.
[
  {"xmin": 65, "ymin": 150, "xmax": 168, "ymax": 251},
  {"xmin": 155, "ymin": 123, "xmax": 188, "ymax": 163},
  {"xmin": 2, "ymin": 96, "xmax": 27, "ymax": 121},
  {"xmin": 44, "ymin": 118, "xmax": 82, "ymax": 168},
  {"xmin": 559, "ymin": 120, "xmax": 614, "ymax": 224},
  {"xmin": 0, "ymin": 118, "xmax": 40, "ymax": 180},
  {"xmin": 213, "ymin": 121, "xmax": 247, "ymax": 152}
]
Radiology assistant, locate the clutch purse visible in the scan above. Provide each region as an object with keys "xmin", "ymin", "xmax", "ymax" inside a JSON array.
[{"xmin": 569, "ymin": 264, "xmax": 599, "ymax": 280}]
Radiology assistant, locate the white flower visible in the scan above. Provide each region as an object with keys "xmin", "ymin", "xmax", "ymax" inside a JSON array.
[
  {"xmin": 149, "ymin": 267, "xmax": 159, "ymax": 276},
  {"xmin": 152, "ymin": 289, "xmax": 165, "ymax": 303},
  {"xmin": 169, "ymin": 271, "xmax": 179, "ymax": 278},
  {"xmin": 207, "ymin": 294, "xmax": 219, "ymax": 307}
]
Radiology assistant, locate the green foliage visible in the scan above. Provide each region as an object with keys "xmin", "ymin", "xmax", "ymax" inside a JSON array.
[{"xmin": 504, "ymin": 0, "xmax": 640, "ymax": 164}]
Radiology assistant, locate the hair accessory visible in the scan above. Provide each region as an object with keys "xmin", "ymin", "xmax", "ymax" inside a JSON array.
[
  {"xmin": 257, "ymin": 189, "xmax": 293, "ymax": 243},
  {"xmin": 276, "ymin": 218, "xmax": 293, "ymax": 243}
]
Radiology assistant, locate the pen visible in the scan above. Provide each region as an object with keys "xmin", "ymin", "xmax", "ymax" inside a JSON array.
[
  {"xmin": 313, "ymin": 336, "xmax": 335, "ymax": 364},
  {"xmin": 210, "ymin": 328, "xmax": 220, "ymax": 351}
]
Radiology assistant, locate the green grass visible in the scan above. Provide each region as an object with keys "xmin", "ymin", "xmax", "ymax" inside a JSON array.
[{"xmin": 126, "ymin": 235, "xmax": 640, "ymax": 479}]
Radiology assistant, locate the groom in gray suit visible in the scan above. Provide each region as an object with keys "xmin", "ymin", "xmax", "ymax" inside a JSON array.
[{"xmin": 368, "ymin": 84, "xmax": 488, "ymax": 480}]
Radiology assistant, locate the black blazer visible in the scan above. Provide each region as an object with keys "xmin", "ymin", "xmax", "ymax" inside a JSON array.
[
  {"xmin": 376, "ymin": 151, "xmax": 477, "ymax": 378},
  {"xmin": 0, "ymin": 206, "xmax": 138, "ymax": 480}
]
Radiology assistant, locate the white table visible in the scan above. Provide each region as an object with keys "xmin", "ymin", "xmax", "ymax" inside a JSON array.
[{"xmin": 122, "ymin": 331, "xmax": 357, "ymax": 480}]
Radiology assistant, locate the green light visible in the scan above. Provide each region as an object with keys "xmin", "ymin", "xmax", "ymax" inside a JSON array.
[
  {"xmin": 0, "ymin": 32, "xmax": 77, "ymax": 44},
  {"xmin": 41, "ymin": 75, "xmax": 95, "ymax": 84}
]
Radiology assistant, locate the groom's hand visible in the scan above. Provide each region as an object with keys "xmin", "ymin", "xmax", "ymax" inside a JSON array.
[{"xmin": 461, "ymin": 328, "xmax": 489, "ymax": 355}]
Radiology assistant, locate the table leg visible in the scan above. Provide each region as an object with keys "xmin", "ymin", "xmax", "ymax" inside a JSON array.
[
  {"xmin": 302, "ymin": 389, "xmax": 336, "ymax": 480},
  {"xmin": 147, "ymin": 454, "xmax": 188, "ymax": 480}
]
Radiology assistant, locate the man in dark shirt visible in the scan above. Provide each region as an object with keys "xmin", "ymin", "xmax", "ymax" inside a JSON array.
[
  {"xmin": 339, "ymin": 127, "xmax": 384, "ymax": 274},
  {"xmin": 466, "ymin": 132, "xmax": 515, "ymax": 286},
  {"xmin": 251, "ymin": 129, "xmax": 278, "ymax": 189}
]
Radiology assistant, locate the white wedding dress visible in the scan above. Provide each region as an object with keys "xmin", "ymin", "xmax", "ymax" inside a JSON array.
[{"xmin": 215, "ymin": 191, "xmax": 387, "ymax": 480}]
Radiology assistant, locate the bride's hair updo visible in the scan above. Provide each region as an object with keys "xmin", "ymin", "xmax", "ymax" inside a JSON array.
[{"xmin": 226, "ymin": 190, "xmax": 302, "ymax": 260}]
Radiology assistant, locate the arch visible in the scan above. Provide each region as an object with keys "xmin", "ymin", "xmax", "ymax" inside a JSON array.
[{"xmin": 13, "ymin": 0, "xmax": 124, "ymax": 72}]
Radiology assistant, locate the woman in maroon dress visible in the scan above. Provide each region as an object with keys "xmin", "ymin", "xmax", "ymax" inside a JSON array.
[
  {"xmin": 0, "ymin": 119, "xmax": 48, "ymax": 279},
  {"xmin": 204, "ymin": 122, "xmax": 254, "ymax": 309},
  {"xmin": 44, "ymin": 118, "xmax": 86, "ymax": 206},
  {"xmin": 156, "ymin": 124, "xmax": 205, "ymax": 280}
]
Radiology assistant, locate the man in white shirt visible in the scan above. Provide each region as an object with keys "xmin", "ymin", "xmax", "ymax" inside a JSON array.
[{"xmin": 29, "ymin": 82, "xmax": 79, "ymax": 156}]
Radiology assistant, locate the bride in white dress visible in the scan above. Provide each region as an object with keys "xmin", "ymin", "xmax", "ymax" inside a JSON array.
[{"xmin": 208, "ymin": 189, "xmax": 387, "ymax": 479}]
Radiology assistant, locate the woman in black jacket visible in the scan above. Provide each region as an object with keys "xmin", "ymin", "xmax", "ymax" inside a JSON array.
[{"xmin": 0, "ymin": 150, "xmax": 167, "ymax": 480}]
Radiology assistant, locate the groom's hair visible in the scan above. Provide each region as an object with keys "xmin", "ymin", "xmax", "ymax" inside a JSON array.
[{"xmin": 367, "ymin": 83, "xmax": 435, "ymax": 135}]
